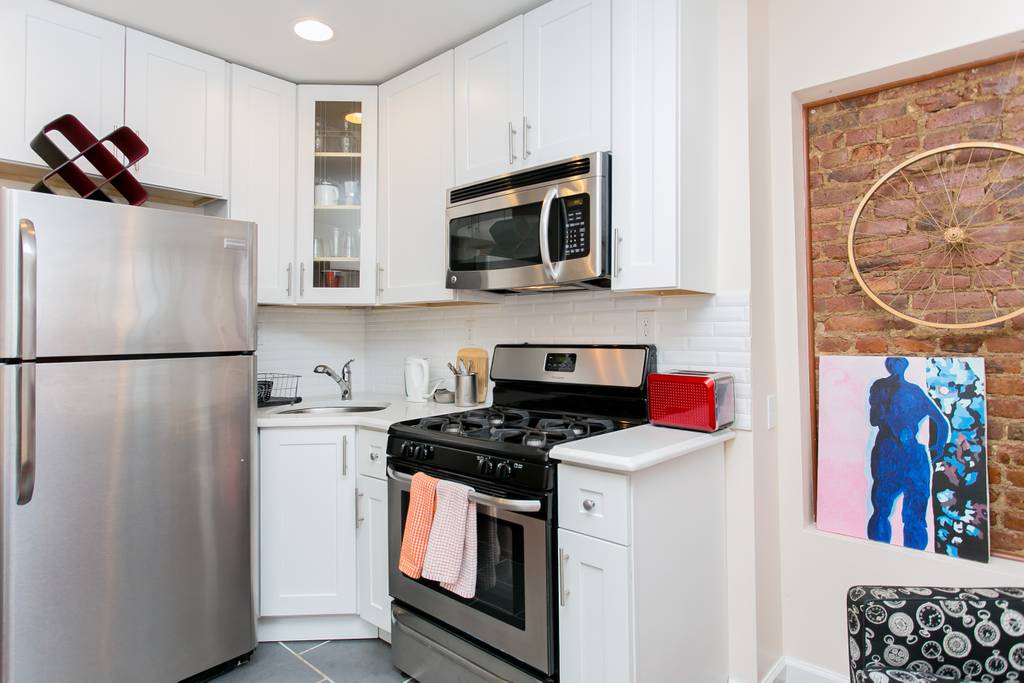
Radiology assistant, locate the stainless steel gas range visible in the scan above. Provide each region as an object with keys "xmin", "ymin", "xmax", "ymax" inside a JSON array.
[{"xmin": 386, "ymin": 344, "xmax": 657, "ymax": 683}]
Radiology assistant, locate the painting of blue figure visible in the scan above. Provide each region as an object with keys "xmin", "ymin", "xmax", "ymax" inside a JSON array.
[{"xmin": 816, "ymin": 355, "xmax": 989, "ymax": 563}]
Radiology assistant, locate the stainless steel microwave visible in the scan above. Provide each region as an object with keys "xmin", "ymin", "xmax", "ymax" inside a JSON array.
[{"xmin": 445, "ymin": 152, "xmax": 610, "ymax": 292}]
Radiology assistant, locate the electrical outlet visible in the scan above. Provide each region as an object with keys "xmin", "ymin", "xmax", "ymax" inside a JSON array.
[
  {"xmin": 465, "ymin": 318, "xmax": 474, "ymax": 342},
  {"xmin": 636, "ymin": 311, "xmax": 655, "ymax": 342}
]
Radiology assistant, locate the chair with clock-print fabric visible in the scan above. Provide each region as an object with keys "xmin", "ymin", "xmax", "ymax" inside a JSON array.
[{"xmin": 847, "ymin": 585, "xmax": 1024, "ymax": 682}]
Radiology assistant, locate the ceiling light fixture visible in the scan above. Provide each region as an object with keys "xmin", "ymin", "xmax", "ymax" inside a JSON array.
[
  {"xmin": 344, "ymin": 112, "xmax": 363, "ymax": 125},
  {"xmin": 293, "ymin": 19, "xmax": 334, "ymax": 42}
]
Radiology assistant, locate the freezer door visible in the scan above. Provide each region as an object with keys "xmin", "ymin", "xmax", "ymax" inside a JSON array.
[
  {"xmin": 2, "ymin": 188, "xmax": 256, "ymax": 358},
  {"xmin": 6, "ymin": 355, "xmax": 255, "ymax": 683}
]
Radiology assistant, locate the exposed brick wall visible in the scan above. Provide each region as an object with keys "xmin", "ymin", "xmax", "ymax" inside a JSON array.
[{"xmin": 806, "ymin": 56, "xmax": 1024, "ymax": 558}]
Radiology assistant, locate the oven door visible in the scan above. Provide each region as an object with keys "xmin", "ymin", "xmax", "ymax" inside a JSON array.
[
  {"xmin": 387, "ymin": 464, "xmax": 554, "ymax": 675},
  {"xmin": 446, "ymin": 177, "xmax": 608, "ymax": 291}
]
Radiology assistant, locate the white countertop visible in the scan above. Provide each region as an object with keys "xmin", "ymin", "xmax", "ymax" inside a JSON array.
[
  {"xmin": 549, "ymin": 424, "xmax": 736, "ymax": 472},
  {"xmin": 259, "ymin": 395, "xmax": 734, "ymax": 472},
  {"xmin": 256, "ymin": 393, "xmax": 482, "ymax": 430}
]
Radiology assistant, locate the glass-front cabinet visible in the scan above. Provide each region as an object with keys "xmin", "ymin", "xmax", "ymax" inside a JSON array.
[{"xmin": 296, "ymin": 85, "xmax": 378, "ymax": 304}]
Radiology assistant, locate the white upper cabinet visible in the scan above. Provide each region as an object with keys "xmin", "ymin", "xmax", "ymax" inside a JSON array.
[
  {"xmin": 229, "ymin": 65, "xmax": 297, "ymax": 305},
  {"xmin": 453, "ymin": 17, "xmax": 524, "ymax": 185},
  {"xmin": 379, "ymin": 52, "xmax": 496, "ymax": 306},
  {"xmin": 611, "ymin": 0, "xmax": 716, "ymax": 293},
  {"xmin": 523, "ymin": 0, "xmax": 611, "ymax": 166},
  {"xmin": 295, "ymin": 85, "xmax": 378, "ymax": 305},
  {"xmin": 125, "ymin": 29, "xmax": 228, "ymax": 197},
  {"xmin": 0, "ymin": 0, "xmax": 124, "ymax": 173},
  {"xmin": 378, "ymin": 52, "xmax": 452, "ymax": 304}
]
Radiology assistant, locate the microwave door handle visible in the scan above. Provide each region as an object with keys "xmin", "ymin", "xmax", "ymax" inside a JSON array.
[
  {"xmin": 538, "ymin": 186, "xmax": 560, "ymax": 281},
  {"xmin": 386, "ymin": 465, "xmax": 541, "ymax": 513}
]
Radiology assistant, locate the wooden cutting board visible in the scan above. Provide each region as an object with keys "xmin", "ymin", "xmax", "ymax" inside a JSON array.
[{"xmin": 457, "ymin": 347, "xmax": 489, "ymax": 403}]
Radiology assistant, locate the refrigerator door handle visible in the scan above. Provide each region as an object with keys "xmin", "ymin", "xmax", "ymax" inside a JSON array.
[
  {"xmin": 19, "ymin": 219, "xmax": 37, "ymax": 360},
  {"xmin": 17, "ymin": 363, "xmax": 35, "ymax": 505}
]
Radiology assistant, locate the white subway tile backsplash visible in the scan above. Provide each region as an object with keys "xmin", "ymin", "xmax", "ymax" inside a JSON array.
[{"xmin": 257, "ymin": 289, "xmax": 752, "ymax": 430}]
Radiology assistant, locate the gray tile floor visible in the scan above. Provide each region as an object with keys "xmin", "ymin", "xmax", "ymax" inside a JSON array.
[{"xmin": 213, "ymin": 639, "xmax": 416, "ymax": 683}]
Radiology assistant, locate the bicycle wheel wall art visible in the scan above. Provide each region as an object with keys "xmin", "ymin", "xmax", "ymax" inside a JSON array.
[{"xmin": 816, "ymin": 354, "xmax": 989, "ymax": 563}]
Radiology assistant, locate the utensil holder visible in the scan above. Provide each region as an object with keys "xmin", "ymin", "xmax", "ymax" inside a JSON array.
[{"xmin": 455, "ymin": 373, "xmax": 478, "ymax": 407}]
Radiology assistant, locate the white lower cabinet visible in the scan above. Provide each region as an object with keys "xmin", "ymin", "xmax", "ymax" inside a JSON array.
[
  {"xmin": 356, "ymin": 474, "xmax": 390, "ymax": 631},
  {"xmin": 258, "ymin": 425, "xmax": 392, "ymax": 640},
  {"xmin": 557, "ymin": 448, "xmax": 728, "ymax": 682},
  {"xmin": 557, "ymin": 528, "xmax": 631, "ymax": 683},
  {"xmin": 259, "ymin": 427, "xmax": 357, "ymax": 617}
]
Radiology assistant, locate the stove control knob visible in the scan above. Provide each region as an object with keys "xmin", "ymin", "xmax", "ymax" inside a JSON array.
[
  {"xmin": 479, "ymin": 459, "xmax": 495, "ymax": 475},
  {"xmin": 400, "ymin": 442, "xmax": 412, "ymax": 457},
  {"xmin": 423, "ymin": 446, "xmax": 435, "ymax": 460},
  {"xmin": 495, "ymin": 462, "xmax": 512, "ymax": 479},
  {"xmin": 412, "ymin": 444, "xmax": 425, "ymax": 460}
]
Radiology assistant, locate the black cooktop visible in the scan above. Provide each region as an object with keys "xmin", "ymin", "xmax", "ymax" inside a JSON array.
[{"xmin": 387, "ymin": 344, "xmax": 657, "ymax": 491}]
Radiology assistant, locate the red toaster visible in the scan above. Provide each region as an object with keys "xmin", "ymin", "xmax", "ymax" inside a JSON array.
[{"xmin": 647, "ymin": 371, "xmax": 735, "ymax": 432}]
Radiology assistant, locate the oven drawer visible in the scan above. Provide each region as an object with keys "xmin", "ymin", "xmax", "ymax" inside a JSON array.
[
  {"xmin": 557, "ymin": 465, "xmax": 630, "ymax": 545},
  {"xmin": 357, "ymin": 428, "xmax": 387, "ymax": 479},
  {"xmin": 392, "ymin": 605, "xmax": 549, "ymax": 683}
]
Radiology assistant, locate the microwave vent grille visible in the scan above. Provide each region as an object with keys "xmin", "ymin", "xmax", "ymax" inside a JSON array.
[{"xmin": 449, "ymin": 158, "xmax": 591, "ymax": 204}]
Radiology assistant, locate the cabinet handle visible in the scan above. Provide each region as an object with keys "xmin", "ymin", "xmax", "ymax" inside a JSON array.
[
  {"xmin": 356, "ymin": 490, "xmax": 365, "ymax": 527},
  {"xmin": 299, "ymin": 262, "xmax": 306, "ymax": 297},
  {"xmin": 286, "ymin": 263, "xmax": 293, "ymax": 297},
  {"xmin": 341, "ymin": 435, "xmax": 348, "ymax": 477},
  {"xmin": 133, "ymin": 129, "xmax": 143, "ymax": 175},
  {"xmin": 522, "ymin": 116, "xmax": 531, "ymax": 159},
  {"xmin": 614, "ymin": 228, "xmax": 624, "ymax": 277},
  {"xmin": 377, "ymin": 265, "xmax": 384, "ymax": 296},
  {"xmin": 582, "ymin": 498, "xmax": 597, "ymax": 512},
  {"xmin": 508, "ymin": 122, "xmax": 517, "ymax": 165},
  {"xmin": 558, "ymin": 547, "xmax": 569, "ymax": 606}
]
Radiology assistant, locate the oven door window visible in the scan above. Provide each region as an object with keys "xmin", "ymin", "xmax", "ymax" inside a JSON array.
[
  {"xmin": 449, "ymin": 194, "xmax": 590, "ymax": 272},
  {"xmin": 400, "ymin": 491, "xmax": 527, "ymax": 630}
]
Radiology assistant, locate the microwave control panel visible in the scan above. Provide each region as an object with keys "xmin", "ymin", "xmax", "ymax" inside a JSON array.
[{"xmin": 561, "ymin": 194, "xmax": 591, "ymax": 259}]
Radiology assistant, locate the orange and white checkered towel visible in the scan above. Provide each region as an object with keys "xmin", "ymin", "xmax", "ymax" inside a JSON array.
[
  {"xmin": 398, "ymin": 472, "xmax": 438, "ymax": 579},
  {"xmin": 422, "ymin": 480, "xmax": 476, "ymax": 590}
]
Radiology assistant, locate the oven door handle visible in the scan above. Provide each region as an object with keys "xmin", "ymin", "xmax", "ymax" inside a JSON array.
[
  {"xmin": 387, "ymin": 466, "xmax": 542, "ymax": 513},
  {"xmin": 538, "ymin": 185, "xmax": 563, "ymax": 281}
]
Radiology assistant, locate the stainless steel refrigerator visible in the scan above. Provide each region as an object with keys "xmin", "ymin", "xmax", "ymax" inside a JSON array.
[{"xmin": 0, "ymin": 188, "xmax": 257, "ymax": 682}]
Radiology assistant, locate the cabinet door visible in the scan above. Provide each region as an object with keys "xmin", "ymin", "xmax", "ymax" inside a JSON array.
[
  {"xmin": 453, "ymin": 17, "xmax": 524, "ymax": 185},
  {"xmin": 610, "ymin": 0, "xmax": 716, "ymax": 293},
  {"xmin": 296, "ymin": 85, "xmax": 378, "ymax": 305},
  {"xmin": 0, "ymin": 0, "xmax": 124, "ymax": 173},
  {"xmin": 260, "ymin": 427, "xmax": 357, "ymax": 616},
  {"xmin": 356, "ymin": 474, "xmax": 390, "ymax": 631},
  {"xmin": 229, "ymin": 65, "xmax": 297, "ymax": 305},
  {"xmin": 124, "ymin": 29, "xmax": 228, "ymax": 197},
  {"xmin": 523, "ymin": 0, "xmax": 611, "ymax": 166},
  {"xmin": 378, "ymin": 52, "xmax": 456, "ymax": 305},
  {"xmin": 558, "ymin": 529, "xmax": 632, "ymax": 683}
]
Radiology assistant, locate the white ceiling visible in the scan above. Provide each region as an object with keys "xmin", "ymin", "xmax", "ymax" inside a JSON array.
[{"xmin": 57, "ymin": 0, "xmax": 546, "ymax": 83}]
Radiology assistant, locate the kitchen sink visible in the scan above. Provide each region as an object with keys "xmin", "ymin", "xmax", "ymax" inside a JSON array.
[{"xmin": 278, "ymin": 404, "xmax": 390, "ymax": 415}]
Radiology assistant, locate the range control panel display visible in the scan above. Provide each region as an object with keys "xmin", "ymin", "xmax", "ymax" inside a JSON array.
[
  {"xmin": 544, "ymin": 352, "xmax": 578, "ymax": 373},
  {"xmin": 560, "ymin": 195, "xmax": 590, "ymax": 259}
]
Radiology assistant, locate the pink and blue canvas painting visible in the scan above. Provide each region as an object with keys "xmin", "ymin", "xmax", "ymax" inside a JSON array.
[{"xmin": 816, "ymin": 355, "xmax": 989, "ymax": 563}]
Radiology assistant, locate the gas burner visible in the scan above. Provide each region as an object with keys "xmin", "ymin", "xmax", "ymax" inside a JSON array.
[
  {"xmin": 536, "ymin": 416, "xmax": 615, "ymax": 438},
  {"xmin": 493, "ymin": 427, "xmax": 577, "ymax": 448},
  {"xmin": 462, "ymin": 408, "xmax": 530, "ymax": 428},
  {"xmin": 417, "ymin": 415, "xmax": 490, "ymax": 437}
]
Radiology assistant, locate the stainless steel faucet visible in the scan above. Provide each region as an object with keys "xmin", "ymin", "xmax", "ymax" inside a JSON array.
[{"xmin": 314, "ymin": 359, "xmax": 355, "ymax": 400}]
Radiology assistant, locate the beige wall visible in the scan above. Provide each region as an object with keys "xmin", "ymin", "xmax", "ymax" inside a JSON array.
[{"xmin": 759, "ymin": 0, "xmax": 1024, "ymax": 675}]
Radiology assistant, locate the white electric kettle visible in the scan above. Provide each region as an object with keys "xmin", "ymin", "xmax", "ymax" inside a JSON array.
[{"xmin": 404, "ymin": 357, "xmax": 431, "ymax": 403}]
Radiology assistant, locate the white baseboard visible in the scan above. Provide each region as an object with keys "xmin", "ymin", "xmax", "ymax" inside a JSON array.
[
  {"xmin": 257, "ymin": 614, "xmax": 378, "ymax": 642},
  {"xmin": 759, "ymin": 657, "xmax": 847, "ymax": 683}
]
